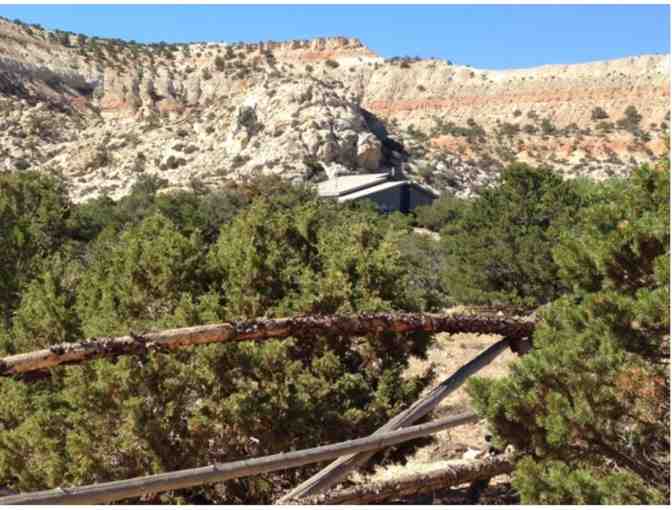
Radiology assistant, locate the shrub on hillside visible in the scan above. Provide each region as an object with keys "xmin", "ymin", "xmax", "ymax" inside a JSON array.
[
  {"xmin": 617, "ymin": 105, "xmax": 643, "ymax": 133},
  {"xmin": 214, "ymin": 55, "xmax": 225, "ymax": 72},
  {"xmin": 591, "ymin": 106, "xmax": 609, "ymax": 121},
  {"xmin": 500, "ymin": 122, "xmax": 521, "ymax": 137},
  {"xmin": 13, "ymin": 159, "xmax": 30, "ymax": 171},
  {"xmin": 541, "ymin": 118, "xmax": 556, "ymax": 135}
]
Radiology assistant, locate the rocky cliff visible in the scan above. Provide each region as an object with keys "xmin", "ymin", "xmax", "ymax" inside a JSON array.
[{"xmin": 0, "ymin": 17, "xmax": 669, "ymax": 201}]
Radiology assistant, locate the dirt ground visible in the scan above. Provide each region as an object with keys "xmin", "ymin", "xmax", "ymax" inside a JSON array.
[{"xmin": 349, "ymin": 323, "xmax": 521, "ymax": 504}]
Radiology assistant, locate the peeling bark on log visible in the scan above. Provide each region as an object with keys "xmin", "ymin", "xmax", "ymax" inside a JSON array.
[
  {"xmin": 285, "ymin": 455, "xmax": 515, "ymax": 504},
  {"xmin": 0, "ymin": 413, "xmax": 478, "ymax": 505},
  {"xmin": 276, "ymin": 337, "xmax": 512, "ymax": 502},
  {"xmin": 0, "ymin": 312, "xmax": 535, "ymax": 379}
]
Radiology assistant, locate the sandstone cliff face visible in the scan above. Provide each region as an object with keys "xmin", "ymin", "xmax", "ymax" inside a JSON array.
[
  {"xmin": 0, "ymin": 17, "xmax": 669, "ymax": 202},
  {"xmin": 362, "ymin": 56, "xmax": 668, "ymax": 126}
]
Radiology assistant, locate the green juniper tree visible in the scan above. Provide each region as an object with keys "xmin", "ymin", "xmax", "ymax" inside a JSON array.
[
  {"xmin": 440, "ymin": 163, "xmax": 588, "ymax": 308},
  {"xmin": 0, "ymin": 172, "xmax": 72, "ymax": 334},
  {"xmin": 0, "ymin": 187, "xmax": 435, "ymax": 503},
  {"xmin": 413, "ymin": 194, "xmax": 467, "ymax": 233},
  {"xmin": 469, "ymin": 157, "xmax": 670, "ymax": 504}
]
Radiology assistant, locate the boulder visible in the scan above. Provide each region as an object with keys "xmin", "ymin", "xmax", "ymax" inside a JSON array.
[
  {"xmin": 462, "ymin": 448, "xmax": 483, "ymax": 461},
  {"xmin": 356, "ymin": 132, "xmax": 383, "ymax": 171},
  {"xmin": 324, "ymin": 162, "xmax": 353, "ymax": 179}
]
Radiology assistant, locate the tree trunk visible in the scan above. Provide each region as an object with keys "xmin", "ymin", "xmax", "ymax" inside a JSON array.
[
  {"xmin": 0, "ymin": 312, "xmax": 535, "ymax": 379},
  {"xmin": 284, "ymin": 455, "xmax": 515, "ymax": 505}
]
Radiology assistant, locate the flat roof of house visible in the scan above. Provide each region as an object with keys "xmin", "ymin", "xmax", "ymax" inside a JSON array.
[
  {"xmin": 317, "ymin": 173, "xmax": 389, "ymax": 197},
  {"xmin": 338, "ymin": 179, "xmax": 440, "ymax": 202}
]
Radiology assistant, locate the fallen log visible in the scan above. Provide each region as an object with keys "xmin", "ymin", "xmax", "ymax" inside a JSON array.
[
  {"xmin": 285, "ymin": 455, "xmax": 515, "ymax": 504},
  {"xmin": 276, "ymin": 337, "xmax": 513, "ymax": 502},
  {"xmin": 0, "ymin": 412, "xmax": 479, "ymax": 505},
  {"xmin": 0, "ymin": 312, "xmax": 535, "ymax": 379}
]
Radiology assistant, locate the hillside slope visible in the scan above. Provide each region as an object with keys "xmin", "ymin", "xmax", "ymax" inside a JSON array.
[{"xmin": 0, "ymin": 17, "xmax": 669, "ymax": 201}]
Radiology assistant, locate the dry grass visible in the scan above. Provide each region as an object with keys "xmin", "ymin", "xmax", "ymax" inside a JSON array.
[
  {"xmin": 350, "ymin": 318, "xmax": 519, "ymax": 497},
  {"xmin": 405, "ymin": 330, "xmax": 517, "ymax": 452}
]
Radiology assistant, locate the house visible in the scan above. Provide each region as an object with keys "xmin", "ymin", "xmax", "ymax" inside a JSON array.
[{"xmin": 317, "ymin": 172, "xmax": 438, "ymax": 213}]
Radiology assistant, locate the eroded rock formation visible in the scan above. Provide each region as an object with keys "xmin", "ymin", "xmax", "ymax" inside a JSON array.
[{"xmin": 0, "ymin": 17, "xmax": 668, "ymax": 202}]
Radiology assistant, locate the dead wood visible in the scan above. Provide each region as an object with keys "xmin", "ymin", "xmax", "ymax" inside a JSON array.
[
  {"xmin": 284, "ymin": 455, "xmax": 515, "ymax": 504},
  {"xmin": 0, "ymin": 412, "xmax": 478, "ymax": 505},
  {"xmin": 276, "ymin": 337, "xmax": 513, "ymax": 502},
  {"xmin": 0, "ymin": 312, "xmax": 535, "ymax": 379}
]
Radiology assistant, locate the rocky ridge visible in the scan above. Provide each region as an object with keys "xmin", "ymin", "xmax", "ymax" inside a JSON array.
[{"xmin": 0, "ymin": 17, "xmax": 669, "ymax": 202}]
